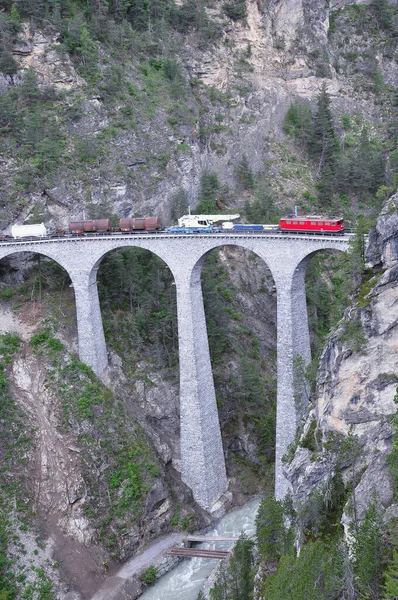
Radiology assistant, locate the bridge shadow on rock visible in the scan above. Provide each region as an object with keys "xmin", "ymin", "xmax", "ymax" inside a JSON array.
[
  {"xmin": 200, "ymin": 245, "xmax": 277, "ymax": 498},
  {"xmin": 0, "ymin": 251, "xmax": 77, "ymax": 344},
  {"xmin": 96, "ymin": 246, "xmax": 181, "ymax": 474}
]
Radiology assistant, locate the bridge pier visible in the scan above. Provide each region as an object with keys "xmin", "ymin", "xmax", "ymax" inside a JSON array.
[
  {"xmin": 274, "ymin": 260, "xmax": 312, "ymax": 500},
  {"xmin": 70, "ymin": 268, "xmax": 108, "ymax": 376},
  {"xmin": 175, "ymin": 260, "xmax": 228, "ymax": 509}
]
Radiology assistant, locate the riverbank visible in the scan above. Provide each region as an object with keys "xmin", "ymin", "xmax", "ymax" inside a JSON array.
[
  {"xmin": 90, "ymin": 497, "xmax": 260, "ymax": 600},
  {"xmin": 90, "ymin": 534, "xmax": 185, "ymax": 600}
]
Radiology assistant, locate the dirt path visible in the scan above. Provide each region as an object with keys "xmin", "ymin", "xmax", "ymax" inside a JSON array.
[{"xmin": 90, "ymin": 534, "xmax": 185, "ymax": 600}]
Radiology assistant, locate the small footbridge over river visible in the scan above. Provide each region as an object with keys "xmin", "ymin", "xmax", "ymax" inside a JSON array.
[{"xmin": 0, "ymin": 231, "xmax": 352, "ymax": 509}]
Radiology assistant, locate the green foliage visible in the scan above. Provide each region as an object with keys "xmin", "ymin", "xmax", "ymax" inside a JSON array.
[
  {"xmin": 171, "ymin": 0, "xmax": 221, "ymax": 47},
  {"xmin": 256, "ymin": 495, "xmax": 289, "ymax": 561},
  {"xmin": 171, "ymin": 187, "xmax": 189, "ymax": 221},
  {"xmin": 77, "ymin": 25, "xmax": 99, "ymax": 80},
  {"xmin": 244, "ymin": 182, "xmax": 278, "ymax": 223},
  {"xmin": 258, "ymin": 401, "xmax": 276, "ymax": 461},
  {"xmin": 238, "ymin": 358, "xmax": 264, "ymax": 407},
  {"xmin": 372, "ymin": 0, "xmax": 394, "ymax": 30},
  {"xmin": 235, "ymin": 155, "xmax": 255, "ymax": 191},
  {"xmin": 201, "ymin": 254, "xmax": 231, "ymax": 361},
  {"xmin": 0, "ymin": 334, "xmax": 20, "ymax": 364},
  {"xmin": 284, "ymin": 89, "xmax": 385, "ymax": 209},
  {"xmin": 383, "ymin": 550, "xmax": 398, "ymax": 599},
  {"xmin": 0, "ymin": 71, "xmax": 66, "ymax": 194},
  {"xmin": 283, "ymin": 99, "xmax": 312, "ymax": 147},
  {"xmin": 311, "ymin": 83, "xmax": 339, "ymax": 205},
  {"xmin": 305, "ymin": 220, "xmax": 371, "ymax": 357},
  {"xmin": 340, "ymin": 319, "xmax": 367, "ymax": 353},
  {"xmin": 296, "ymin": 471, "xmax": 346, "ymax": 538},
  {"xmin": 210, "ymin": 535, "xmax": 254, "ymax": 600},
  {"xmin": 140, "ymin": 566, "xmax": 158, "ymax": 585},
  {"xmin": 30, "ymin": 327, "xmax": 63, "ymax": 354},
  {"xmin": 97, "ymin": 248, "xmax": 178, "ymax": 368},
  {"xmin": 300, "ymin": 419, "xmax": 318, "ymax": 452},
  {"xmin": 222, "ymin": 0, "xmax": 247, "ymax": 21},
  {"xmin": 0, "ymin": 12, "xmax": 19, "ymax": 75},
  {"xmin": 263, "ymin": 539, "xmax": 345, "ymax": 600},
  {"xmin": 387, "ymin": 387, "xmax": 398, "ymax": 498},
  {"xmin": 197, "ymin": 172, "xmax": 221, "ymax": 212},
  {"xmin": 180, "ymin": 513, "xmax": 198, "ymax": 532},
  {"xmin": 351, "ymin": 498, "xmax": 383, "ymax": 599}
]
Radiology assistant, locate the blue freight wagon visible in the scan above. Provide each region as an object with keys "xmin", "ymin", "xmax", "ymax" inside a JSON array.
[{"xmin": 232, "ymin": 224, "xmax": 264, "ymax": 232}]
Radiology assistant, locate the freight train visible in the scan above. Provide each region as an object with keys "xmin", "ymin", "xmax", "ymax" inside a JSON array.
[{"xmin": 5, "ymin": 214, "xmax": 345, "ymax": 240}]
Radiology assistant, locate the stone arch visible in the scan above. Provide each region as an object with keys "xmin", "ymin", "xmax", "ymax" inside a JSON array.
[
  {"xmin": 88, "ymin": 241, "xmax": 181, "ymax": 287},
  {"xmin": 0, "ymin": 248, "xmax": 77, "ymax": 342},
  {"xmin": 290, "ymin": 244, "xmax": 349, "ymax": 363},
  {"xmin": 274, "ymin": 242, "xmax": 350, "ymax": 499},
  {"xmin": 88, "ymin": 242, "xmax": 180, "ymax": 362},
  {"xmin": 184, "ymin": 242, "xmax": 277, "ymax": 507},
  {"xmin": 0, "ymin": 246, "xmax": 74, "ymax": 278}
]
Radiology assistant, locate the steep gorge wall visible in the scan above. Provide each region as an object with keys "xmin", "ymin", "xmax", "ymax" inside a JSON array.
[
  {"xmin": 1, "ymin": 0, "xmax": 396, "ymax": 229},
  {"xmin": 285, "ymin": 191, "xmax": 398, "ymax": 533}
]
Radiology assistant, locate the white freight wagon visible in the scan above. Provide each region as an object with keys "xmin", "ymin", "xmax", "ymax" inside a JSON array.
[{"xmin": 11, "ymin": 223, "xmax": 47, "ymax": 239}]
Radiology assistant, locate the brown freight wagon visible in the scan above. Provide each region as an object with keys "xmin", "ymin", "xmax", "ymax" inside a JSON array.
[
  {"xmin": 69, "ymin": 219, "xmax": 112, "ymax": 234},
  {"xmin": 119, "ymin": 217, "xmax": 161, "ymax": 232}
]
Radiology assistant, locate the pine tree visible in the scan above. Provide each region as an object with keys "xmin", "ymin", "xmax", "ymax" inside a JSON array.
[
  {"xmin": 235, "ymin": 154, "xmax": 255, "ymax": 191},
  {"xmin": 125, "ymin": 0, "xmax": 150, "ymax": 31},
  {"xmin": 228, "ymin": 536, "xmax": 254, "ymax": 600},
  {"xmin": 256, "ymin": 495, "xmax": 287, "ymax": 561},
  {"xmin": 244, "ymin": 181, "xmax": 276, "ymax": 223},
  {"xmin": 239, "ymin": 358, "xmax": 264, "ymax": 407},
  {"xmin": 372, "ymin": 0, "xmax": 393, "ymax": 30},
  {"xmin": 352, "ymin": 498, "xmax": 383, "ymax": 599},
  {"xmin": 263, "ymin": 540, "xmax": 345, "ymax": 600},
  {"xmin": 78, "ymin": 25, "xmax": 99, "ymax": 79},
  {"xmin": 383, "ymin": 550, "xmax": 398, "ymax": 599},
  {"xmin": 20, "ymin": 69, "xmax": 41, "ymax": 108},
  {"xmin": 171, "ymin": 188, "xmax": 189, "ymax": 221},
  {"xmin": 0, "ymin": 12, "xmax": 18, "ymax": 75},
  {"xmin": 351, "ymin": 127, "xmax": 384, "ymax": 194},
  {"xmin": 87, "ymin": 0, "xmax": 110, "ymax": 41},
  {"xmin": 197, "ymin": 172, "xmax": 220, "ymax": 213},
  {"xmin": 311, "ymin": 83, "xmax": 339, "ymax": 206},
  {"xmin": 283, "ymin": 99, "xmax": 313, "ymax": 148}
]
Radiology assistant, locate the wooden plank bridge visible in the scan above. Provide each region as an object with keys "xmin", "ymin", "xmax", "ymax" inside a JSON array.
[
  {"xmin": 166, "ymin": 535, "xmax": 239, "ymax": 560},
  {"xmin": 167, "ymin": 547, "xmax": 230, "ymax": 559}
]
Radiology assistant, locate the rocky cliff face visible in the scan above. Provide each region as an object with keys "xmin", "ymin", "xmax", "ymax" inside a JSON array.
[
  {"xmin": 285, "ymin": 191, "xmax": 398, "ymax": 534},
  {"xmin": 1, "ymin": 0, "xmax": 396, "ymax": 228}
]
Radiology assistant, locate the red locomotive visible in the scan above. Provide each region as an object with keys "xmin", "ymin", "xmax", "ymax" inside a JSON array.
[{"xmin": 279, "ymin": 215, "xmax": 344, "ymax": 234}]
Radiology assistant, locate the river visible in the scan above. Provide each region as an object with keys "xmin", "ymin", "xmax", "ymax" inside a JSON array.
[{"xmin": 139, "ymin": 497, "xmax": 261, "ymax": 600}]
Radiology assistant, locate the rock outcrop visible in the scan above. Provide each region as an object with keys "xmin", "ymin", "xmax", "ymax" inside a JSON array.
[{"xmin": 285, "ymin": 191, "xmax": 398, "ymax": 533}]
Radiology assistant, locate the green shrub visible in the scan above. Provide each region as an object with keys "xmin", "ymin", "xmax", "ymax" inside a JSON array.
[
  {"xmin": 140, "ymin": 566, "xmax": 158, "ymax": 585},
  {"xmin": 340, "ymin": 319, "xmax": 367, "ymax": 352},
  {"xmin": 263, "ymin": 540, "xmax": 345, "ymax": 600},
  {"xmin": 0, "ymin": 289, "xmax": 15, "ymax": 300},
  {"xmin": 223, "ymin": 0, "xmax": 247, "ymax": 21}
]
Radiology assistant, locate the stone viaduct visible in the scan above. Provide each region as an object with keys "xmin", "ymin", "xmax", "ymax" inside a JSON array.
[{"xmin": 0, "ymin": 232, "xmax": 350, "ymax": 510}]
